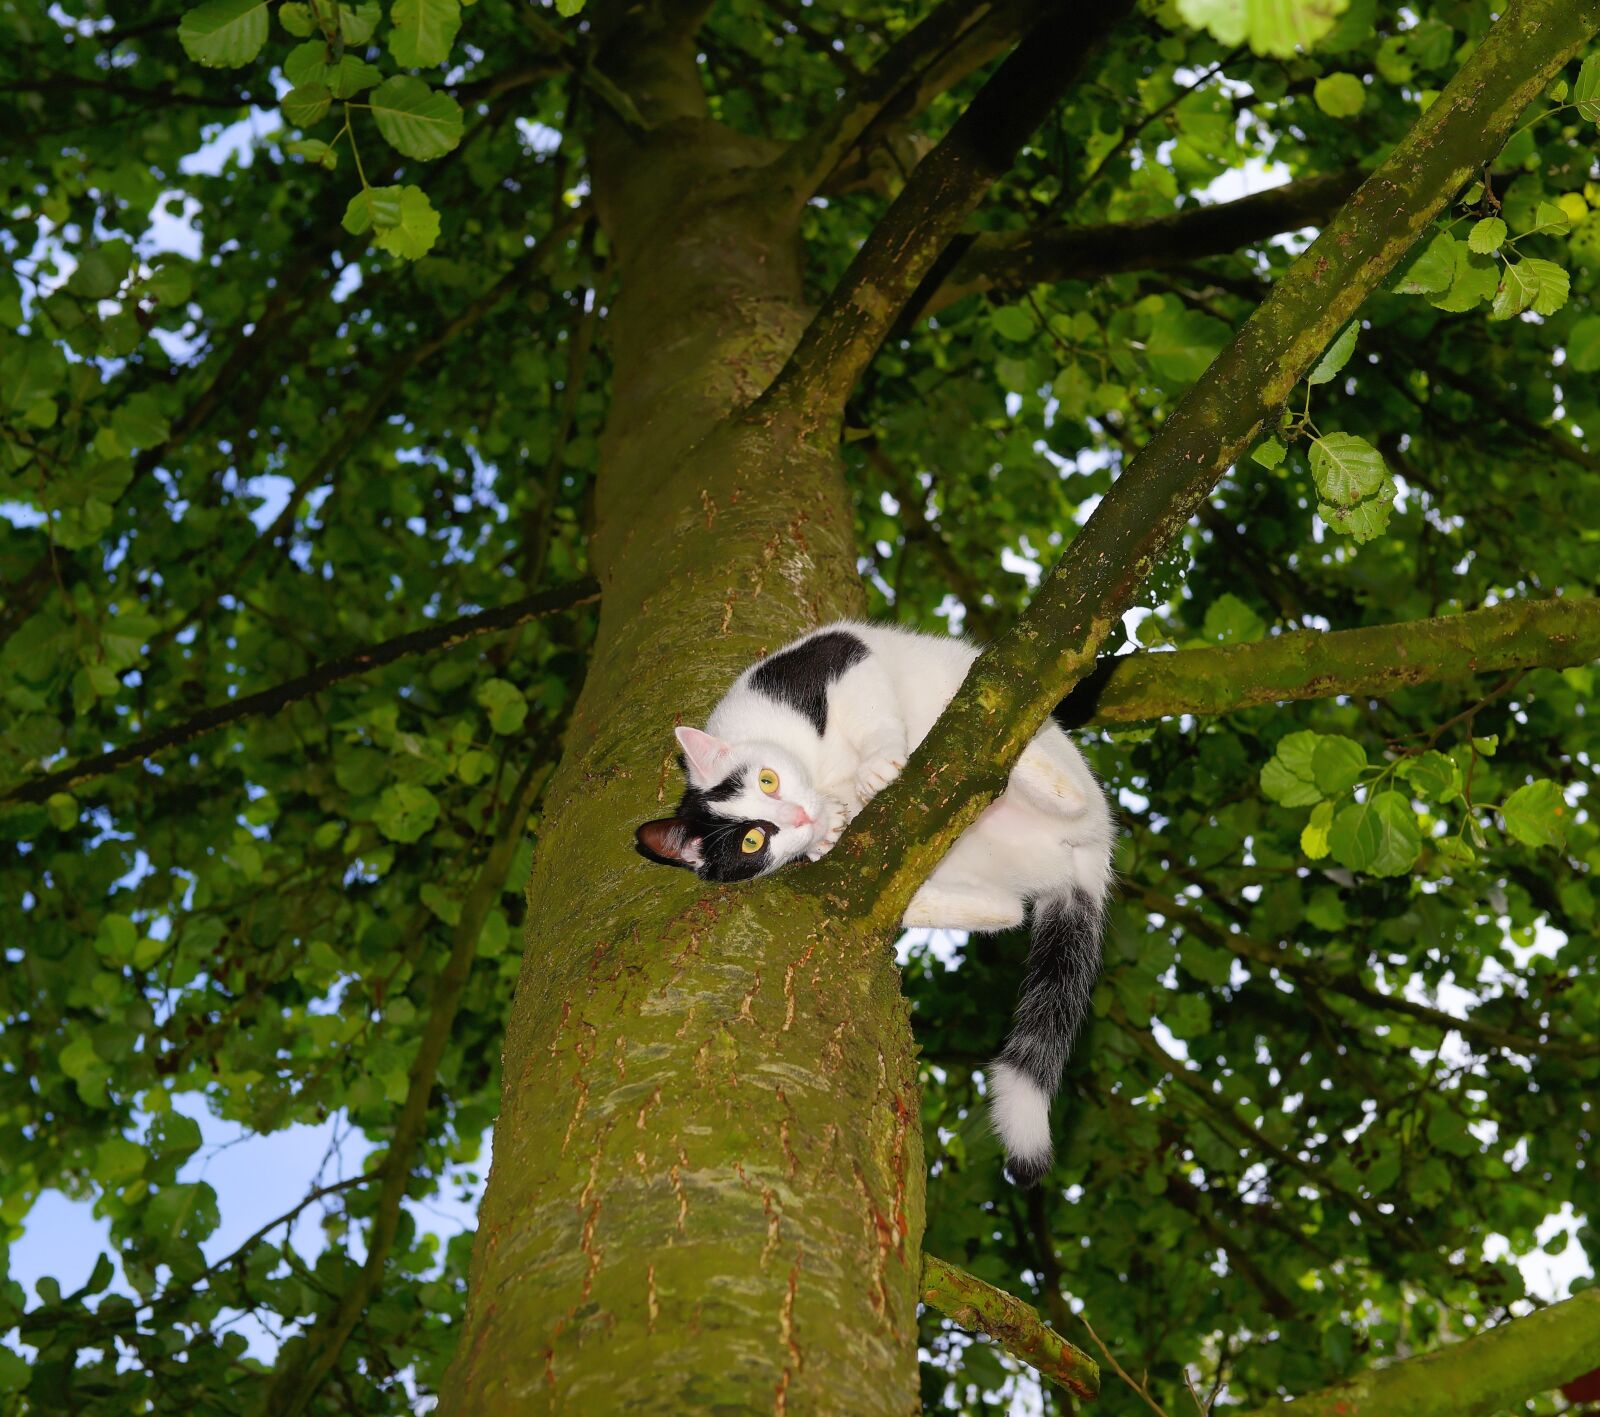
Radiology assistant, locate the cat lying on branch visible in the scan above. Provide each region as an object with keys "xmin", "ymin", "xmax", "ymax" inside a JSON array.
[{"xmin": 635, "ymin": 622, "xmax": 1116, "ymax": 1187}]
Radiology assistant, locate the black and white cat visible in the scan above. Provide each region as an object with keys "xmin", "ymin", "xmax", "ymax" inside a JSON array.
[{"xmin": 635, "ymin": 622, "xmax": 1115, "ymax": 1187}]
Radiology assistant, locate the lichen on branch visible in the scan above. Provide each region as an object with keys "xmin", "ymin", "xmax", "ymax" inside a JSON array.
[{"xmin": 921, "ymin": 1253, "xmax": 1099, "ymax": 1400}]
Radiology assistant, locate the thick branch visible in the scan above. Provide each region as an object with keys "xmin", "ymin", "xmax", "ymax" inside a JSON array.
[
  {"xmin": 768, "ymin": 0, "xmax": 1043, "ymax": 203},
  {"xmin": 0, "ymin": 578, "xmax": 598, "ymax": 806},
  {"xmin": 513, "ymin": 7, "xmax": 647, "ymax": 131},
  {"xmin": 922, "ymin": 168, "xmax": 1364, "ymax": 317},
  {"xmin": 264, "ymin": 754, "xmax": 552, "ymax": 1415},
  {"xmin": 761, "ymin": 0, "xmax": 1136, "ymax": 418},
  {"xmin": 1071, "ymin": 597, "xmax": 1600, "ymax": 727},
  {"xmin": 920, "ymin": 1253, "xmax": 1099, "ymax": 1400},
  {"xmin": 811, "ymin": 0, "xmax": 1600, "ymax": 929},
  {"xmin": 1238, "ymin": 1289, "xmax": 1600, "ymax": 1417}
]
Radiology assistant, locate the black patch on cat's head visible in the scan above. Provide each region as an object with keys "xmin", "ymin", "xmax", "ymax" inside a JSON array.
[
  {"xmin": 636, "ymin": 769, "xmax": 775, "ymax": 881},
  {"xmin": 749, "ymin": 629, "xmax": 867, "ymax": 735}
]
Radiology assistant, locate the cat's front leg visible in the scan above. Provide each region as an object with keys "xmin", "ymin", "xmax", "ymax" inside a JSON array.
[
  {"xmin": 852, "ymin": 728, "xmax": 909, "ymax": 806},
  {"xmin": 805, "ymin": 794, "xmax": 851, "ymax": 862}
]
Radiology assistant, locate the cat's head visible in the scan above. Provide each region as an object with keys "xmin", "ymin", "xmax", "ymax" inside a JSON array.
[{"xmin": 635, "ymin": 726, "xmax": 829, "ymax": 881}]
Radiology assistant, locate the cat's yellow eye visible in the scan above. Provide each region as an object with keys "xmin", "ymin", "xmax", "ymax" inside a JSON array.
[
  {"xmin": 741, "ymin": 827, "xmax": 766, "ymax": 854},
  {"xmin": 758, "ymin": 768, "xmax": 780, "ymax": 795}
]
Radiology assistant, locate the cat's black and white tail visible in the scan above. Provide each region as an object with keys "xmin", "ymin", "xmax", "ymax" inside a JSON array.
[{"xmin": 988, "ymin": 888, "xmax": 1106, "ymax": 1186}]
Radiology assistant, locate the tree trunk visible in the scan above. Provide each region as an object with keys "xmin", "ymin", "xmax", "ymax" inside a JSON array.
[{"xmin": 443, "ymin": 17, "xmax": 923, "ymax": 1413}]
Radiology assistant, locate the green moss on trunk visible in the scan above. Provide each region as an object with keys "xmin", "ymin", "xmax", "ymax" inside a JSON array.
[{"xmin": 443, "ymin": 70, "xmax": 924, "ymax": 1416}]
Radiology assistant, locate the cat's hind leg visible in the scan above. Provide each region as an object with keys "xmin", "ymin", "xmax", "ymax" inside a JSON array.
[
  {"xmin": 903, "ymin": 882, "xmax": 1025, "ymax": 932},
  {"xmin": 1008, "ymin": 732, "xmax": 1097, "ymax": 818}
]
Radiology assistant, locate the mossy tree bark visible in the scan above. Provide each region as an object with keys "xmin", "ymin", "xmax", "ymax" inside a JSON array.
[
  {"xmin": 441, "ymin": 10, "xmax": 917, "ymax": 1412},
  {"xmin": 443, "ymin": 1, "xmax": 1600, "ymax": 1412}
]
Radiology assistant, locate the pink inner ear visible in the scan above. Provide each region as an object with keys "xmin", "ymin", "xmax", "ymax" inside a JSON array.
[
  {"xmin": 637, "ymin": 818, "xmax": 702, "ymax": 866},
  {"xmin": 675, "ymin": 725, "xmax": 731, "ymax": 783}
]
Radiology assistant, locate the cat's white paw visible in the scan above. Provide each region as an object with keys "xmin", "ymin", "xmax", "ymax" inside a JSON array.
[
  {"xmin": 805, "ymin": 797, "xmax": 849, "ymax": 861},
  {"xmin": 854, "ymin": 755, "xmax": 905, "ymax": 803}
]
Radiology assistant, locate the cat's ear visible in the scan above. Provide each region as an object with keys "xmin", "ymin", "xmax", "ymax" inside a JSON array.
[
  {"xmin": 635, "ymin": 818, "xmax": 703, "ymax": 870},
  {"xmin": 674, "ymin": 726, "xmax": 731, "ymax": 783}
]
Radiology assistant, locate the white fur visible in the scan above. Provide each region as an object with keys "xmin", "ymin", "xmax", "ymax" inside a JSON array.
[
  {"xmin": 987, "ymin": 1061, "xmax": 1053, "ymax": 1167},
  {"xmin": 697, "ymin": 620, "xmax": 1115, "ymax": 913}
]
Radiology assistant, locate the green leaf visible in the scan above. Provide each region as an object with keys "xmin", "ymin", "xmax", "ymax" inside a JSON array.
[
  {"xmin": 477, "ymin": 677, "xmax": 528, "ymax": 734},
  {"xmin": 286, "ymin": 137, "xmax": 338, "ymax": 169},
  {"xmin": 178, "ymin": 0, "xmax": 269, "ymax": 67},
  {"xmin": 95, "ymin": 913, "xmax": 138, "ymax": 963},
  {"xmin": 1467, "ymin": 217, "xmax": 1506, "ymax": 255},
  {"xmin": 1309, "ymin": 432, "xmax": 1386, "ymax": 505},
  {"xmin": 45, "ymin": 792, "xmax": 78, "ymax": 831},
  {"xmin": 1251, "ymin": 435, "xmax": 1286, "ymax": 468},
  {"xmin": 421, "ymin": 881, "xmax": 462, "ymax": 924},
  {"xmin": 144, "ymin": 262, "xmax": 193, "ymax": 305},
  {"xmin": 343, "ymin": 185, "xmax": 404, "ymax": 235},
  {"xmin": 1567, "ymin": 314, "xmax": 1600, "ymax": 372},
  {"xmin": 1490, "ymin": 259, "xmax": 1540, "ymax": 320},
  {"xmin": 555, "ymin": 0, "xmax": 584, "ymax": 13},
  {"xmin": 389, "ymin": 0, "xmax": 462, "ymax": 67},
  {"xmin": 95, "ymin": 1137, "xmax": 147, "ymax": 1187},
  {"xmin": 1311, "ymin": 736, "xmax": 1366, "ymax": 795},
  {"xmin": 1393, "ymin": 230, "xmax": 1455, "ymax": 295},
  {"xmin": 368, "ymin": 75, "xmax": 464, "ymax": 161},
  {"xmin": 1522, "ymin": 257, "xmax": 1569, "ymax": 316},
  {"xmin": 1397, "ymin": 750, "xmax": 1460, "ymax": 803},
  {"xmin": 1145, "ymin": 307, "xmax": 1231, "ymax": 382},
  {"xmin": 1301, "ymin": 799, "xmax": 1334, "ymax": 859},
  {"xmin": 1574, "ymin": 53, "xmax": 1600, "ymax": 122},
  {"xmin": 1308, "ymin": 321, "xmax": 1357, "ymax": 385},
  {"xmin": 111, "ymin": 394, "xmax": 171, "ymax": 450},
  {"xmin": 1261, "ymin": 731, "xmax": 1324, "ymax": 807},
  {"xmin": 1317, "ymin": 477, "xmax": 1395, "ymax": 542},
  {"xmin": 1201, "ymin": 592, "xmax": 1265, "ymax": 644},
  {"xmin": 373, "ymin": 185, "xmax": 442, "ymax": 259},
  {"xmin": 285, "ymin": 40, "xmax": 382, "ymax": 96},
  {"xmin": 66, "ymin": 241, "xmax": 133, "ymax": 301},
  {"xmin": 1313, "ymin": 72, "xmax": 1365, "ymax": 117},
  {"xmin": 144, "ymin": 1182, "xmax": 221, "ymax": 1249},
  {"xmin": 1528, "ymin": 199, "xmax": 1571, "ymax": 237},
  {"xmin": 1429, "ymin": 242, "xmax": 1500, "ymax": 312},
  {"xmin": 279, "ymin": 1, "xmax": 315, "ymax": 36},
  {"xmin": 373, "ymin": 783, "xmax": 441, "ymax": 842},
  {"xmin": 1175, "ymin": 0, "xmax": 1350, "ymax": 57},
  {"xmin": 1501, "ymin": 779, "xmax": 1568, "ymax": 848},
  {"xmin": 282, "ymin": 83, "xmax": 333, "ymax": 126},
  {"xmin": 0, "ymin": 1348, "xmax": 29, "ymax": 1394},
  {"xmin": 1327, "ymin": 791, "xmax": 1421, "ymax": 876},
  {"xmin": 989, "ymin": 305, "xmax": 1035, "ymax": 342},
  {"xmin": 340, "ymin": 0, "xmax": 381, "ymax": 44}
]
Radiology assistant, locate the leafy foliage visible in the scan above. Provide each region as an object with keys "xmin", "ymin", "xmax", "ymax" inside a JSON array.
[{"xmin": 3, "ymin": 1, "xmax": 1597, "ymax": 1414}]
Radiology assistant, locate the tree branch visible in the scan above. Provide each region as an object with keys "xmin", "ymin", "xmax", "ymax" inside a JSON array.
[
  {"xmin": 513, "ymin": 5, "xmax": 648, "ymax": 132},
  {"xmin": 0, "ymin": 578, "xmax": 598, "ymax": 806},
  {"xmin": 920, "ymin": 1253, "xmax": 1099, "ymax": 1400},
  {"xmin": 760, "ymin": 0, "xmax": 1136, "ymax": 418},
  {"xmin": 1136, "ymin": 888, "xmax": 1600, "ymax": 1062},
  {"xmin": 1237, "ymin": 1289, "xmax": 1600, "ymax": 1417},
  {"xmin": 921, "ymin": 168, "xmax": 1364, "ymax": 317},
  {"xmin": 766, "ymin": 0, "xmax": 1044, "ymax": 204},
  {"xmin": 264, "ymin": 752, "xmax": 554, "ymax": 1415},
  {"xmin": 807, "ymin": 0, "xmax": 1600, "ymax": 930},
  {"xmin": 1068, "ymin": 597, "xmax": 1600, "ymax": 728}
]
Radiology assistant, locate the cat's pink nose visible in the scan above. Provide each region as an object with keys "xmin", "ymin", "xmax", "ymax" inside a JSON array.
[{"xmin": 786, "ymin": 806, "xmax": 812, "ymax": 828}]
